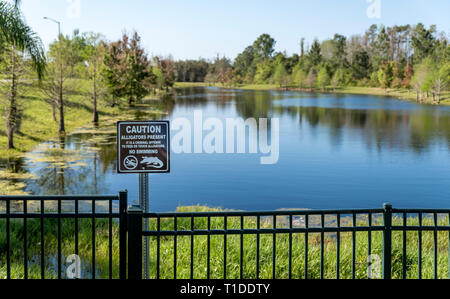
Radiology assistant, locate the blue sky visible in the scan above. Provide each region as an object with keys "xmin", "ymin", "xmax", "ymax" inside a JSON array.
[{"xmin": 19, "ymin": 0, "xmax": 450, "ymax": 60}]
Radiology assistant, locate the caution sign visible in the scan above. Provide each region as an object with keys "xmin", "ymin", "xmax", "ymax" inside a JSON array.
[{"xmin": 117, "ymin": 121, "xmax": 170, "ymax": 173}]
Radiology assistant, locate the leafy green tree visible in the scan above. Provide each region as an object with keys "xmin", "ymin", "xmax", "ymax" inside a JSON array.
[
  {"xmin": 83, "ymin": 33, "xmax": 105, "ymax": 123},
  {"xmin": 102, "ymin": 32, "xmax": 154, "ymax": 106},
  {"xmin": 234, "ymin": 46, "xmax": 255, "ymax": 83},
  {"xmin": 292, "ymin": 63, "xmax": 306, "ymax": 89},
  {"xmin": 331, "ymin": 68, "xmax": 344, "ymax": 91},
  {"xmin": 206, "ymin": 56, "xmax": 233, "ymax": 85},
  {"xmin": 306, "ymin": 68, "xmax": 317, "ymax": 90},
  {"xmin": 308, "ymin": 40, "xmax": 322, "ymax": 67},
  {"xmin": 411, "ymin": 23, "xmax": 437, "ymax": 64},
  {"xmin": 317, "ymin": 67, "xmax": 330, "ymax": 91},
  {"xmin": 331, "ymin": 34, "xmax": 347, "ymax": 68},
  {"xmin": 254, "ymin": 60, "xmax": 274, "ymax": 84},
  {"xmin": 0, "ymin": 0, "xmax": 46, "ymax": 149},
  {"xmin": 253, "ymin": 34, "xmax": 276, "ymax": 60},
  {"xmin": 154, "ymin": 56, "xmax": 176, "ymax": 90},
  {"xmin": 42, "ymin": 33, "xmax": 79, "ymax": 133},
  {"xmin": 412, "ymin": 58, "xmax": 433, "ymax": 102},
  {"xmin": 391, "ymin": 62, "xmax": 404, "ymax": 89},
  {"xmin": 430, "ymin": 63, "xmax": 450, "ymax": 104},
  {"xmin": 273, "ymin": 63, "xmax": 288, "ymax": 88},
  {"xmin": 378, "ymin": 61, "xmax": 394, "ymax": 90},
  {"xmin": 351, "ymin": 50, "xmax": 371, "ymax": 81}
]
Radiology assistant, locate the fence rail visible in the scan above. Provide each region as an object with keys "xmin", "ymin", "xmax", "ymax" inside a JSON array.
[
  {"xmin": 0, "ymin": 192, "xmax": 128, "ymax": 279},
  {"xmin": 129, "ymin": 204, "xmax": 450, "ymax": 280},
  {"xmin": 2, "ymin": 197, "xmax": 450, "ymax": 280}
]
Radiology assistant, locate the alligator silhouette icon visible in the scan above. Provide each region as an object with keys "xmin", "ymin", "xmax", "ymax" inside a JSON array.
[{"xmin": 141, "ymin": 156, "xmax": 164, "ymax": 169}]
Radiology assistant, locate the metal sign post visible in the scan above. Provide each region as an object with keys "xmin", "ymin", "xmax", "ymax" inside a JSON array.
[
  {"xmin": 117, "ymin": 121, "xmax": 170, "ymax": 279},
  {"xmin": 139, "ymin": 173, "xmax": 150, "ymax": 279}
]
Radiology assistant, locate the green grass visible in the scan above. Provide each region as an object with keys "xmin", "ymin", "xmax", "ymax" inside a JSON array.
[
  {"xmin": 0, "ymin": 80, "xmax": 112, "ymax": 160},
  {"xmin": 0, "ymin": 79, "xmax": 166, "ymax": 195},
  {"xmin": 2, "ymin": 206, "xmax": 449, "ymax": 279},
  {"xmin": 0, "ymin": 79, "xmax": 167, "ymax": 161},
  {"xmin": 0, "ymin": 216, "xmax": 120, "ymax": 279}
]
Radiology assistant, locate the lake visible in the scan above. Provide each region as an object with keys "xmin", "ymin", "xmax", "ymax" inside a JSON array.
[{"xmin": 17, "ymin": 87, "xmax": 450, "ymax": 211}]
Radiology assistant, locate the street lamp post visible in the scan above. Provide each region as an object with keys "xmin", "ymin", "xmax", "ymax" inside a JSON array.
[
  {"xmin": 44, "ymin": 17, "xmax": 65, "ymax": 134},
  {"xmin": 43, "ymin": 17, "xmax": 61, "ymax": 37}
]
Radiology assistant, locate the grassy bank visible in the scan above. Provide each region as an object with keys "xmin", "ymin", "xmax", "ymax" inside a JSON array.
[
  {"xmin": 0, "ymin": 80, "xmax": 168, "ymax": 161},
  {"xmin": 0, "ymin": 79, "xmax": 166, "ymax": 195},
  {"xmin": 175, "ymin": 82, "xmax": 450, "ymax": 106},
  {"xmin": 1, "ymin": 206, "xmax": 449, "ymax": 279},
  {"xmin": 0, "ymin": 80, "xmax": 115, "ymax": 160}
]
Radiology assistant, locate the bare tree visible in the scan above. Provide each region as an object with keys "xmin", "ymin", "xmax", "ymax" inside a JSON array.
[
  {"xmin": 0, "ymin": 1, "xmax": 45, "ymax": 149},
  {"xmin": 432, "ymin": 76, "xmax": 447, "ymax": 105}
]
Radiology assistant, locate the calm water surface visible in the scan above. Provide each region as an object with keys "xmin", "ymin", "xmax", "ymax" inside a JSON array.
[{"xmin": 17, "ymin": 87, "xmax": 450, "ymax": 211}]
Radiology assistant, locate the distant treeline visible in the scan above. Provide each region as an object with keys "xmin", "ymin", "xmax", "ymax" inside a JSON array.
[
  {"xmin": 172, "ymin": 23, "xmax": 450, "ymax": 104},
  {"xmin": 1, "ymin": 2, "xmax": 450, "ymax": 154}
]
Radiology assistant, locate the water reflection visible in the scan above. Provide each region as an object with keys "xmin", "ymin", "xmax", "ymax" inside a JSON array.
[{"xmin": 2, "ymin": 87, "xmax": 448, "ymax": 210}]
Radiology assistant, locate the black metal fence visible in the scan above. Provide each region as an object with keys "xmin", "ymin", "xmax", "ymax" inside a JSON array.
[
  {"xmin": 2, "ymin": 196, "xmax": 450, "ymax": 280},
  {"xmin": 128, "ymin": 204, "xmax": 450, "ymax": 280},
  {"xmin": 0, "ymin": 192, "xmax": 127, "ymax": 279}
]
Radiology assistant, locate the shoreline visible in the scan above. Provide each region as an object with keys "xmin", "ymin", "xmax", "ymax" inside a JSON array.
[
  {"xmin": 175, "ymin": 82, "xmax": 450, "ymax": 106},
  {"xmin": 0, "ymin": 80, "xmax": 166, "ymax": 195}
]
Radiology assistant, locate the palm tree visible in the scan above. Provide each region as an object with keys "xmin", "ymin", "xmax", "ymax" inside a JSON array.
[{"xmin": 0, "ymin": 0, "xmax": 46, "ymax": 149}]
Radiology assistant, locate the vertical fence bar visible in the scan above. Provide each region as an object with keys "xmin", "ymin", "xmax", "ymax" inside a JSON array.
[
  {"xmin": 383, "ymin": 204, "xmax": 392, "ymax": 280},
  {"xmin": 336, "ymin": 213, "xmax": 340, "ymax": 280},
  {"xmin": 92, "ymin": 199, "xmax": 96, "ymax": 279},
  {"xmin": 273, "ymin": 215, "xmax": 276, "ymax": 279},
  {"xmin": 190, "ymin": 216, "xmax": 194, "ymax": 279},
  {"xmin": 24, "ymin": 199, "xmax": 28, "ymax": 279},
  {"xmin": 304, "ymin": 214, "xmax": 309, "ymax": 280},
  {"xmin": 368, "ymin": 213, "xmax": 372, "ymax": 280},
  {"xmin": 109, "ymin": 198, "xmax": 113, "ymax": 280},
  {"xmin": 240, "ymin": 216, "xmax": 244, "ymax": 279},
  {"xmin": 127, "ymin": 206, "xmax": 143, "ymax": 280},
  {"xmin": 352, "ymin": 212, "xmax": 356, "ymax": 279},
  {"xmin": 75, "ymin": 198, "xmax": 79, "ymax": 256},
  {"xmin": 224, "ymin": 216, "xmax": 227, "ymax": 279},
  {"xmin": 174, "ymin": 216, "xmax": 178, "ymax": 279},
  {"xmin": 256, "ymin": 215, "xmax": 260, "ymax": 280},
  {"xmin": 40, "ymin": 199, "xmax": 45, "ymax": 279},
  {"xmin": 448, "ymin": 213, "xmax": 450, "ymax": 280},
  {"xmin": 434, "ymin": 213, "xmax": 438, "ymax": 279},
  {"xmin": 6, "ymin": 199, "xmax": 10, "ymax": 279},
  {"xmin": 157, "ymin": 217, "xmax": 160, "ymax": 279},
  {"xmin": 207, "ymin": 216, "xmax": 211, "ymax": 279},
  {"xmin": 418, "ymin": 213, "xmax": 422, "ymax": 279},
  {"xmin": 289, "ymin": 214, "xmax": 293, "ymax": 280},
  {"xmin": 403, "ymin": 212, "xmax": 407, "ymax": 279},
  {"xmin": 57, "ymin": 199, "xmax": 62, "ymax": 279},
  {"xmin": 119, "ymin": 191, "xmax": 128, "ymax": 279},
  {"xmin": 320, "ymin": 214, "xmax": 325, "ymax": 280}
]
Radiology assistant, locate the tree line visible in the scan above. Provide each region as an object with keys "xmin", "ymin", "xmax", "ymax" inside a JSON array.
[
  {"xmin": 1, "ymin": 0, "xmax": 449, "ymax": 152},
  {"xmin": 173, "ymin": 24, "xmax": 450, "ymax": 104}
]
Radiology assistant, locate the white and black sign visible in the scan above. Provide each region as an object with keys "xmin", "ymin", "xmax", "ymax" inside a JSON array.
[{"xmin": 117, "ymin": 121, "xmax": 170, "ymax": 173}]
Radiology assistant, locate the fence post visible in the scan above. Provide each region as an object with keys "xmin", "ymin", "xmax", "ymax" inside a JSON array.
[
  {"xmin": 383, "ymin": 203, "xmax": 392, "ymax": 280},
  {"xmin": 119, "ymin": 190, "xmax": 128, "ymax": 279},
  {"xmin": 128, "ymin": 205, "xmax": 143, "ymax": 280}
]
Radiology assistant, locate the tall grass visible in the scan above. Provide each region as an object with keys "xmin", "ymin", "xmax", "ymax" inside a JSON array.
[
  {"xmin": 1, "ymin": 206, "xmax": 450, "ymax": 279},
  {"xmin": 0, "ymin": 217, "xmax": 120, "ymax": 279}
]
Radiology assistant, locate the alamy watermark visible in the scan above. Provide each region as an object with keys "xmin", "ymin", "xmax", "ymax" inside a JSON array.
[
  {"xmin": 67, "ymin": 0, "xmax": 81, "ymax": 19},
  {"xmin": 171, "ymin": 110, "xmax": 280, "ymax": 165},
  {"xmin": 366, "ymin": 0, "xmax": 381, "ymax": 19},
  {"xmin": 367, "ymin": 254, "xmax": 381, "ymax": 279},
  {"xmin": 66, "ymin": 254, "xmax": 81, "ymax": 279}
]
